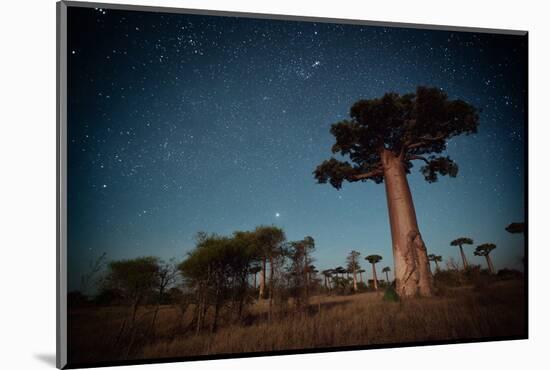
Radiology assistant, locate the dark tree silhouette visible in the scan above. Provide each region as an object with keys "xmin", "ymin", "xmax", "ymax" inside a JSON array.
[
  {"xmin": 314, "ymin": 87, "xmax": 479, "ymax": 297},
  {"xmin": 450, "ymin": 237, "xmax": 474, "ymax": 270},
  {"xmin": 288, "ymin": 237, "xmax": 316, "ymax": 308},
  {"xmin": 102, "ymin": 256, "xmax": 160, "ymax": 327},
  {"xmin": 382, "ymin": 266, "xmax": 391, "ymax": 283},
  {"xmin": 365, "ymin": 255, "xmax": 383, "ymax": 290},
  {"xmin": 506, "ymin": 221, "xmax": 526, "ymax": 265},
  {"xmin": 474, "ymin": 243, "xmax": 497, "ymax": 274},
  {"xmin": 506, "ymin": 222, "xmax": 525, "ymax": 234},
  {"xmin": 428, "ymin": 254, "xmax": 442, "ymax": 272}
]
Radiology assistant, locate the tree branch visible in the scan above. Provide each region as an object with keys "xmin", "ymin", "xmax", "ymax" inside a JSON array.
[
  {"xmin": 403, "ymin": 134, "xmax": 447, "ymax": 152},
  {"xmin": 349, "ymin": 168, "xmax": 383, "ymax": 181},
  {"xmin": 407, "ymin": 155, "xmax": 429, "ymax": 163}
]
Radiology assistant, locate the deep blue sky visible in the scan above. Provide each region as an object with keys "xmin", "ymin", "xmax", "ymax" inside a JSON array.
[{"xmin": 67, "ymin": 6, "xmax": 526, "ymax": 291}]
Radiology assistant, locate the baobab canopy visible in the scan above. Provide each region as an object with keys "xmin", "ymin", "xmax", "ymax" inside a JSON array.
[{"xmin": 313, "ymin": 86, "xmax": 479, "ymax": 189}]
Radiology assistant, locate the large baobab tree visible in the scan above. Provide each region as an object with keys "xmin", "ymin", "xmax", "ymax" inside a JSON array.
[
  {"xmin": 382, "ymin": 266, "xmax": 391, "ymax": 283},
  {"xmin": 474, "ymin": 243, "xmax": 497, "ymax": 274},
  {"xmin": 428, "ymin": 254, "xmax": 442, "ymax": 272},
  {"xmin": 346, "ymin": 250, "xmax": 361, "ymax": 291},
  {"xmin": 314, "ymin": 87, "xmax": 479, "ymax": 297},
  {"xmin": 365, "ymin": 255, "xmax": 383, "ymax": 290},
  {"xmin": 450, "ymin": 237, "xmax": 473, "ymax": 270}
]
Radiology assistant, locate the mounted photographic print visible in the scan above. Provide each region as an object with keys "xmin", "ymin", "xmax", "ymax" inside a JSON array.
[{"xmin": 57, "ymin": 1, "xmax": 528, "ymax": 368}]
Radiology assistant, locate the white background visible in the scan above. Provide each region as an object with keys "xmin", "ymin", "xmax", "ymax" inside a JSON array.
[{"xmin": 1, "ymin": 0, "xmax": 548, "ymax": 369}]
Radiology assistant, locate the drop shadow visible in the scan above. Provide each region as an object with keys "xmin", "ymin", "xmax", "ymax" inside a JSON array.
[{"xmin": 34, "ymin": 353, "xmax": 56, "ymax": 367}]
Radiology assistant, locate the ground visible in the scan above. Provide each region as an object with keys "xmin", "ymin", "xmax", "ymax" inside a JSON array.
[{"xmin": 68, "ymin": 279, "xmax": 526, "ymax": 365}]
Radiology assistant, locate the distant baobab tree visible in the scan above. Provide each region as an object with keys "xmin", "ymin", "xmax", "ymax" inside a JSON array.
[
  {"xmin": 365, "ymin": 255, "xmax": 383, "ymax": 290},
  {"xmin": 334, "ymin": 266, "xmax": 346, "ymax": 278},
  {"xmin": 450, "ymin": 237, "xmax": 474, "ymax": 270},
  {"xmin": 474, "ymin": 243, "xmax": 497, "ymax": 274},
  {"xmin": 346, "ymin": 250, "xmax": 361, "ymax": 291},
  {"xmin": 382, "ymin": 266, "xmax": 391, "ymax": 283},
  {"xmin": 358, "ymin": 269, "xmax": 366, "ymax": 283},
  {"xmin": 506, "ymin": 222, "xmax": 525, "ymax": 234},
  {"xmin": 428, "ymin": 254, "xmax": 442, "ymax": 272},
  {"xmin": 314, "ymin": 87, "xmax": 479, "ymax": 297},
  {"xmin": 250, "ymin": 265, "xmax": 262, "ymax": 289},
  {"xmin": 321, "ymin": 269, "xmax": 333, "ymax": 290},
  {"xmin": 255, "ymin": 226, "xmax": 286, "ymax": 300}
]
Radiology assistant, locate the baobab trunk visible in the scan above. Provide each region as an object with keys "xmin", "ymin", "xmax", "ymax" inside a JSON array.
[
  {"xmin": 385, "ymin": 270, "xmax": 390, "ymax": 283},
  {"xmin": 359, "ymin": 271, "xmax": 363, "ymax": 283},
  {"xmin": 371, "ymin": 264, "xmax": 378, "ymax": 290},
  {"xmin": 434, "ymin": 260, "xmax": 440, "ymax": 272},
  {"xmin": 382, "ymin": 150, "xmax": 434, "ymax": 297},
  {"xmin": 485, "ymin": 255, "xmax": 495, "ymax": 274},
  {"xmin": 459, "ymin": 245, "xmax": 469, "ymax": 269},
  {"xmin": 259, "ymin": 258, "xmax": 266, "ymax": 299},
  {"xmin": 352, "ymin": 269, "xmax": 358, "ymax": 291}
]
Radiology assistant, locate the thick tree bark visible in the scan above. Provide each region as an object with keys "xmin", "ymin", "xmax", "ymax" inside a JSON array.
[
  {"xmin": 371, "ymin": 264, "xmax": 378, "ymax": 290},
  {"xmin": 385, "ymin": 271, "xmax": 389, "ymax": 283},
  {"xmin": 382, "ymin": 150, "xmax": 434, "ymax": 297},
  {"xmin": 359, "ymin": 271, "xmax": 363, "ymax": 283},
  {"xmin": 352, "ymin": 268, "xmax": 358, "ymax": 291},
  {"xmin": 434, "ymin": 261, "xmax": 440, "ymax": 272},
  {"xmin": 459, "ymin": 245, "xmax": 469, "ymax": 269}
]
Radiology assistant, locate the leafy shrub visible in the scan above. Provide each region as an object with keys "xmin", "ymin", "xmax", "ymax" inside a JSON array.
[{"xmin": 383, "ymin": 287, "xmax": 400, "ymax": 302}]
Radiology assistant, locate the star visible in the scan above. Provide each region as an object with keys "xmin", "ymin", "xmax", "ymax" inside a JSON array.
[{"xmin": 275, "ymin": 213, "xmax": 280, "ymax": 218}]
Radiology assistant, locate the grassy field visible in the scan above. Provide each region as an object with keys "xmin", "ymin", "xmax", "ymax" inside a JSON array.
[{"xmin": 68, "ymin": 279, "xmax": 526, "ymax": 364}]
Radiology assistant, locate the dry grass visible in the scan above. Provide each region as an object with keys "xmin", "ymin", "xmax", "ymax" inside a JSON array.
[{"xmin": 68, "ymin": 280, "xmax": 525, "ymax": 364}]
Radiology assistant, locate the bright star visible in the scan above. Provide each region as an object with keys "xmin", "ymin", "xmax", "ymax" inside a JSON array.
[{"xmin": 275, "ymin": 213, "xmax": 280, "ymax": 218}]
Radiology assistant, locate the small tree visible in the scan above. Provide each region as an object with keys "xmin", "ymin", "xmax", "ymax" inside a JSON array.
[
  {"xmin": 287, "ymin": 237, "xmax": 316, "ymax": 309},
  {"xmin": 149, "ymin": 259, "xmax": 179, "ymax": 334},
  {"xmin": 428, "ymin": 254, "xmax": 442, "ymax": 272},
  {"xmin": 365, "ymin": 255, "xmax": 383, "ymax": 290},
  {"xmin": 382, "ymin": 266, "xmax": 391, "ymax": 283},
  {"xmin": 450, "ymin": 237, "xmax": 474, "ymax": 270},
  {"xmin": 179, "ymin": 233, "xmax": 256, "ymax": 333},
  {"xmin": 474, "ymin": 243, "xmax": 497, "ymax": 274},
  {"xmin": 102, "ymin": 256, "xmax": 160, "ymax": 326},
  {"xmin": 314, "ymin": 87, "xmax": 479, "ymax": 297}
]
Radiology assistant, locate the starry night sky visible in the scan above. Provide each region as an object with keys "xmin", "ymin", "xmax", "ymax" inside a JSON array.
[{"xmin": 67, "ymin": 6, "xmax": 526, "ymax": 291}]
